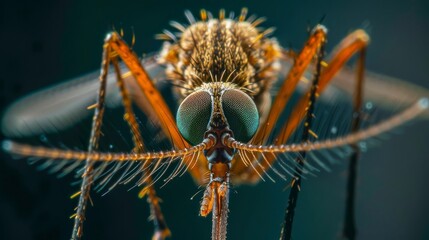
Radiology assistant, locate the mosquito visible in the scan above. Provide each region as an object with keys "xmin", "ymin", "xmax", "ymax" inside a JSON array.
[{"xmin": 2, "ymin": 8, "xmax": 429, "ymax": 240}]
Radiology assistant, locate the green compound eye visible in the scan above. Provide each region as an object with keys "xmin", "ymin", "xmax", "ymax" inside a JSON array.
[
  {"xmin": 222, "ymin": 89, "xmax": 259, "ymax": 143},
  {"xmin": 176, "ymin": 91, "xmax": 212, "ymax": 146}
]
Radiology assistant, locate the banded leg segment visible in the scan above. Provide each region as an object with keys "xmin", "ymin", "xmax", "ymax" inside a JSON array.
[
  {"xmin": 112, "ymin": 58, "xmax": 171, "ymax": 239},
  {"xmin": 241, "ymin": 29, "xmax": 370, "ymax": 183}
]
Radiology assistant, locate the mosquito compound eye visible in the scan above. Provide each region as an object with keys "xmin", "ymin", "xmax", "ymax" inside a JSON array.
[
  {"xmin": 176, "ymin": 90, "xmax": 212, "ymax": 145},
  {"xmin": 222, "ymin": 89, "xmax": 259, "ymax": 143}
]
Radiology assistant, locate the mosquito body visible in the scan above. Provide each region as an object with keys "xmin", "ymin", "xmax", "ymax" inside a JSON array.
[
  {"xmin": 157, "ymin": 11, "xmax": 284, "ymax": 238},
  {"xmin": 2, "ymin": 8, "xmax": 429, "ymax": 240}
]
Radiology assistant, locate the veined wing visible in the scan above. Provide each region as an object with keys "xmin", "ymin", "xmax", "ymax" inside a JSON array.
[{"xmin": 1, "ymin": 55, "xmax": 167, "ymax": 137}]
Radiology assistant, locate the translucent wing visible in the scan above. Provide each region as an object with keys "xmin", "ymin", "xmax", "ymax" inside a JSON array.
[{"xmin": 1, "ymin": 55, "xmax": 167, "ymax": 137}]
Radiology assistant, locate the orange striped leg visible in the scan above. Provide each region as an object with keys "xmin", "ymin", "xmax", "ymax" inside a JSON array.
[
  {"xmin": 231, "ymin": 25, "xmax": 328, "ymax": 181},
  {"xmin": 105, "ymin": 32, "xmax": 207, "ymax": 183},
  {"xmin": 242, "ymin": 29, "xmax": 370, "ymax": 183}
]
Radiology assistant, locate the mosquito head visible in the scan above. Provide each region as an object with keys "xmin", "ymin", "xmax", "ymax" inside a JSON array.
[{"xmin": 176, "ymin": 84, "xmax": 259, "ymax": 164}]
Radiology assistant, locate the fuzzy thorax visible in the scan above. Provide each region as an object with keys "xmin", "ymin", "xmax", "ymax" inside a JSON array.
[{"xmin": 157, "ymin": 18, "xmax": 282, "ymax": 100}]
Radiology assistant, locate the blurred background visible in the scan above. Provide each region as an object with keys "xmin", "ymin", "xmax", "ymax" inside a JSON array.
[{"xmin": 1, "ymin": 0, "xmax": 429, "ymax": 239}]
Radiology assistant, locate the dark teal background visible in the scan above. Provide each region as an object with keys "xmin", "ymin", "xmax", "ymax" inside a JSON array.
[{"xmin": 1, "ymin": 0, "xmax": 429, "ymax": 239}]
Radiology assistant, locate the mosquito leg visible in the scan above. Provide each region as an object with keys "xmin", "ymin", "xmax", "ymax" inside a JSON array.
[
  {"xmin": 105, "ymin": 32, "xmax": 206, "ymax": 183},
  {"xmin": 242, "ymin": 29, "xmax": 368, "ymax": 239},
  {"xmin": 277, "ymin": 30, "xmax": 370, "ymax": 143},
  {"xmin": 140, "ymin": 186, "xmax": 171, "ymax": 240},
  {"xmin": 254, "ymin": 25, "xmax": 328, "ymax": 144},
  {"xmin": 275, "ymin": 30, "xmax": 369, "ymax": 240},
  {"xmin": 228, "ymin": 28, "xmax": 368, "ymax": 240},
  {"xmin": 279, "ymin": 39, "xmax": 326, "ymax": 240},
  {"xmin": 239, "ymin": 30, "xmax": 369, "ymax": 183},
  {"xmin": 111, "ymin": 58, "xmax": 171, "ymax": 239},
  {"xmin": 71, "ymin": 35, "xmax": 111, "ymax": 240},
  {"xmin": 230, "ymin": 25, "xmax": 327, "ymax": 179}
]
